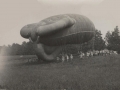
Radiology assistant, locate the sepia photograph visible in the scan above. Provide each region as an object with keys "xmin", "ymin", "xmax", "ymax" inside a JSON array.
[{"xmin": 0, "ymin": 0, "xmax": 120, "ymax": 90}]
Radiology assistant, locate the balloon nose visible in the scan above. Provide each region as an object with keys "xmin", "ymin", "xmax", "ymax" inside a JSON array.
[{"xmin": 20, "ymin": 25, "xmax": 31, "ymax": 39}]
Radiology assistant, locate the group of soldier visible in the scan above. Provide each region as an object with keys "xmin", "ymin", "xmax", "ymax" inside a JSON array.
[
  {"xmin": 56, "ymin": 49, "xmax": 118, "ymax": 62},
  {"xmin": 57, "ymin": 54, "xmax": 73, "ymax": 62},
  {"xmin": 26, "ymin": 49, "xmax": 118, "ymax": 63}
]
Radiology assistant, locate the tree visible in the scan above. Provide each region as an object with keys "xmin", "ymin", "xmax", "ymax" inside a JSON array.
[
  {"xmin": 94, "ymin": 29, "xmax": 106, "ymax": 50},
  {"xmin": 105, "ymin": 26, "xmax": 120, "ymax": 53},
  {"xmin": 105, "ymin": 31, "xmax": 112, "ymax": 46}
]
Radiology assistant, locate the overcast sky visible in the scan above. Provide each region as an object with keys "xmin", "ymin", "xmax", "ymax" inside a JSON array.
[{"xmin": 0, "ymin": 0, "xmax": 120, "ymax": 46}]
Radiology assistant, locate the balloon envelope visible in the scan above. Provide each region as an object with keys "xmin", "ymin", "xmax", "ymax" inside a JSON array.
[
  {"xmin": 20, "ymin": 14, "xmax": 95, "ymax": 46},
  {"xmin": 38, "ymin": 14, "xmax": 95, "ymax": 46}
]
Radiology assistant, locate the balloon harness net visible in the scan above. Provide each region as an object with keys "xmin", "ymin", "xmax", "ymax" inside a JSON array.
[{"xmin": 58, "ymin": 30, "xmax": 95, "ymax": 56}]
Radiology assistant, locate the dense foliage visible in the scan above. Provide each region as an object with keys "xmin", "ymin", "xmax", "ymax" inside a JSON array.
[
  {"xmin": 105, "ymin": 26, "xmax": 120, "ymax": 53},
  {"xmin": 0, "ymin": 41, "xmax": 35, "ymax": 55}
]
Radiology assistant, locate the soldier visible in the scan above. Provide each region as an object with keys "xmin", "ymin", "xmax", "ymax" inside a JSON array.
[
  {"xmin": 79, "ymin": 51, "xmax": 84, "ymax": 59},
  {"xmin": 70, "ymin": 54, "xmax": 73, "ymax": 61},
  {"xmin": 62, "ymin": 55, "xmax": 65, "ymax": 62},
  {"xmin": 90, "ymin": 51, "xmax": 93, "ymax": 57},
  {"xmin": 86, "ymin": 51, "xmax": 90, "ymax": 58},
  {"xmin": 56, "ymin": 57, "xmax": 60, "ymax": 62},
  {"xmin": 66, "ymin": 54, "xmax": 69, "ymax": 62}
]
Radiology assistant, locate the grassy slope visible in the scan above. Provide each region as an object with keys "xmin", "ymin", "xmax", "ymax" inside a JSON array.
[{"xmin": 0, "ymin": 55, "xmax": 120, "ymax": 90}]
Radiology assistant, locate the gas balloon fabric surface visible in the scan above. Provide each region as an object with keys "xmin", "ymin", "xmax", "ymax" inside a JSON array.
[{"xmin": 20, "ymin": 14, "xmax": 95, "ymax": 61}]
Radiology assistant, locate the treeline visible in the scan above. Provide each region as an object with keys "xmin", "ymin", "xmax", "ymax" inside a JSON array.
[
  {"xmin": 0, "ymin": 41, "xmax": 35, "ymax": 55},
  {"xmin": 0, "ymin": 26, "xmax": 120, "ymax": 55}
]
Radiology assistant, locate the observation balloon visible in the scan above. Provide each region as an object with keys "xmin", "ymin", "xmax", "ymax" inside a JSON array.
[{"xmin": 20, "ymin": 14, "xmax": 95, "ymax": 61}]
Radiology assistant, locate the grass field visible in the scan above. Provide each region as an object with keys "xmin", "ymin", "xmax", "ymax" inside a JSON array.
[{"xmin": 0, "ymin": 55, "xmax": 120, "ymax": 90}]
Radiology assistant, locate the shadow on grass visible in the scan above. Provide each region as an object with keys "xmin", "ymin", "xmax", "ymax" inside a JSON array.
[
  {"xmin": 0, "ymin": 85, "xmax": 7, "ymax": 90},
  {"xmin": 19, "ymin": 60, "xmax": 58, "ymax": 66}
]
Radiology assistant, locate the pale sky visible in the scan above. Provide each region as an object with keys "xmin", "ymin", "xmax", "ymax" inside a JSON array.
[{"xmin": 0, "ymin": 0, "xmax": 120, "ymax": 46}]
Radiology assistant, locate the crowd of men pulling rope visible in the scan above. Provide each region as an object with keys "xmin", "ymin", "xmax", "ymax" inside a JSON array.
[
  {"xmin": 25, "ymin": 49, "xmax": 118, "ymax": 63},
  {"xmin": 56, "ymin": 49, "xmax": 118, "ymax": 62}
]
